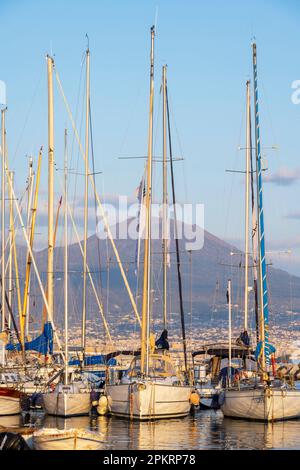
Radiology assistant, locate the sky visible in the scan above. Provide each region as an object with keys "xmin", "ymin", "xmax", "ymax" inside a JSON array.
[{"xmin": 1, "ymin": 0, "xmax": 300, "ymax": 274}]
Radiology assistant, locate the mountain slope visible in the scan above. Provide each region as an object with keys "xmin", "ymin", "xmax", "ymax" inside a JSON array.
[{"xmin": 23, "ymin": 218, "xmax": 300, "ymax": 336}]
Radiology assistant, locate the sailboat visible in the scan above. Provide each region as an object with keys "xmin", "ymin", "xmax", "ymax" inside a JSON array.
[
  {"xmin": 220, "ymin": 43, "xmax": 300, "ymax": 421},
  {"xmin": 42, "ymin": 55, "xmax": 91, "ymax": 418},
  {"xmin": 106, "ymin": 26, "xmax": 193, "ymax": 420}
]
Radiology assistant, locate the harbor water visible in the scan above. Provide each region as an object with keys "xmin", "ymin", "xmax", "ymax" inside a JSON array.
[{"xmin": 2, "ymin": 410, "xmax": 300, "ymax": 450}]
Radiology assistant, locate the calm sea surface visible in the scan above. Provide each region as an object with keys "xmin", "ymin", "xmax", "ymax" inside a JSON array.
[{"xmin": 2, "ymin": 410, "xmax": 300, "ymax": 450}]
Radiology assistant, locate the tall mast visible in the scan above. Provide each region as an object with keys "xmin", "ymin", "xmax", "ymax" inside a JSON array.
[
  {"xmin": 25, "ymin": 157, "xmax": 34, "ymax": 338},
  {"xmin": 26, "ymin": 158, "xmax": 34, "ymax": 238},
  {"xmin": 162, "ymin": 65, "xmax": 168, "ymax": 330},
  {"xmin": 227, "ymin": 279, "xmax": 232, "ymax": 387},
  {"xmin": 1, "ymin": 108, "xmax": 6, "ymax": 332},
  {"xmin": 8, "ymin": 171, "xmax": 14, "ymax": 332},
  {"xmin": 252, "ymin": 43, "xmax": 269, "ymax": 375},
  {"xmin": 64, "ymin": 129, "xmax": 69, "ymax": 385},
  {"xmin": 141, "ymin": 25, "xmax": 155, "ymax": 376},
  {"xmin": 166, "ymin": 78, "xmax": 188, "ymax": 376},
  {"xmin": 47, "ymin": 55, "xmax": 54, "ymax": 328},
  {"xmin": 22, "ymin": 150, "xmax": 42, "ymax": 344},
  {"xmin": 82, "ymin": 45, "xmax": 90, "ymax": 358},
  {"xmin": 41, "ymin": 195, "xmax": 62, "ymax": 329},
  {"xmin": 244, "ymin": 81, "xmax": 251, "ymax": 331},
  {"xmin": 249, "ymin": 82, "xmax": 260, "ymax": 345},
  {"xmin": 10, "ymin": 177, "xmax": 22, "ymax": 345}
]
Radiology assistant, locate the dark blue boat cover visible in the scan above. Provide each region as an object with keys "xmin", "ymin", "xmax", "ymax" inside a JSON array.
[
  {"xmin": 6, "ymin": 322, "xmax": 53, "ymax": 355},
  {"xmin": 68, "ymin": 355, "xmax": 117, "ymax": 366}
]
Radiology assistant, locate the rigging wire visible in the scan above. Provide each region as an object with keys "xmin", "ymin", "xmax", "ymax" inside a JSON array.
[
  {"xmin": 166, "ymin": 83, "xmax": 188, "ymax": 376},
  {"xmin": 11, "ymin": 66, "xmax": 43, "ymax": 165},
  {"xmin": 89, "ymin": 98, "xmax": 104, "ymax": 309}
]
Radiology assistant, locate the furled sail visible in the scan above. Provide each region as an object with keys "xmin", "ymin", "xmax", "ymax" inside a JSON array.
[{"xmin": 253, "ymin": 43, "xmax": 271, "ymax": 366}]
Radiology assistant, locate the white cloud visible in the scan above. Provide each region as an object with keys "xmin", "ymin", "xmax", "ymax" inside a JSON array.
[{"xmin": 264, "ymin": 167, "xmax": 300, "ymax": 186}]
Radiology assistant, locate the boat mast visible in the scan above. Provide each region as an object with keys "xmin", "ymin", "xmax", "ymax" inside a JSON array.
[
  {"xmin": 25, "ymin": 157, "xmax": 34, "ymax": 338},
  {"xmin": 244, "ymin": 81, "xmax": 251, "ymax": 331},
  {"xmin": 82, "ymin": 44, "xmax": 90, "ymax": 359},
  {"xmin": 252, "ymin": 43, "xmax": 269, "ymax": 376},
  {"xmin": 249, "ymin": 84, "xmax": 260, "ymax": 346},
  {"xmin": 10, "ymin": 177, "xmax": 22, "ymax": 344},
  {"xmin": 26, "ymin": 158, "xmax": 34, "ymax": 239},
  {"xmin": 166, "ymin": 77, "xmax": 188, "ymax": 376},
  {"xmin": 162, "ymin": 65, "xmax": 168, "ymax": 330},
  {"xmin": 64, "ymin": 129, "xmax": 69, "ymax": 385},
  {"xmin": 141, "ymin": 25, "xmax": 155, "ymax": 376},
  {"xmin": 1, "ymin": 108, "xmax": 6, "ymax": 332},
  {"xmin": 22, "ymin": 151, "xmax": 42, "ymax": 344},
  {"xmin": 8, "ymin": 171, "xmax": 13, "ymax": 333},
  {"xmin": 227, "ymin": 279, "xmax": 232, "ymax": 387},
  {"xmin": 41, "ymin": 195, "xmax": 62, "ymax": 330},
  {"xmin": 47, "ymin": 55, "xmax": 55, "ymax": 330}
]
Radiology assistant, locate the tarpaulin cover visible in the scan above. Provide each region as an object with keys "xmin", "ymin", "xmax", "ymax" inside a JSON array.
[
  {"xmin": 6, "ymin": 322, "xmax": 53, "ymax": 355},
  {"xmin": 68, "ymin": 355, "xmax": 117, "ymax": 366}
]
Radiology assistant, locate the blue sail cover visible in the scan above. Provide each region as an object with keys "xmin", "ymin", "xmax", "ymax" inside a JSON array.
[
  {"xmin": 253, "ymin": 44, "xmax": 272, "ymax": 366},
  {"xmin": 68, "ymin": 355, "xmax": 116, "ymax": 367},
  {"xmin": 6, "ymin": 322, "xmax": 53, "ymax": 355},
  {"xmin": 255, "ymin": 341, "xmax": 275, "ymax": 361}
]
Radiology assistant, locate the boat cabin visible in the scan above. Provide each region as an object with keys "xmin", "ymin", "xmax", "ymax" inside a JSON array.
[{"xmin": 118, "ymin": 352, "xmax": 183, "ymax": 383}]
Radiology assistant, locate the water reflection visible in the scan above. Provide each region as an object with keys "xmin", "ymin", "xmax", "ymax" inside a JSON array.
[
  {"xmin": 2, "ymin": 410, "xmax": 300, "ymax": 449},
  {"xmin": 207, "ymin": 412, "xmax": 300, "ymax": 450},
  {"xmin": 222, "ymin": 418, "xmax": 300, "ymax": 450}
]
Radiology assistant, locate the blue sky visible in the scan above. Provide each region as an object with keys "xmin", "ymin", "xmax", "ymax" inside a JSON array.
[{"xmin": 1, "ymin": 0, "xmax": 300, "ymax": 274}]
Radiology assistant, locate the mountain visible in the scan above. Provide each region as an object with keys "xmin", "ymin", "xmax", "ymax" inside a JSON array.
[{"xmin": 21, "ymin": 218, "xmax": 300, "ymax": 336}]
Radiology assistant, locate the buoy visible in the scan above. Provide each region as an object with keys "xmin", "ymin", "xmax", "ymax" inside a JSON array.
[
  {"xmin": 97, "ymin": 395, "xmax": 109, "ymax": 416},
  {"xmin": 189, "ymin": 391, "xmax": 200, "ymax": 406}
]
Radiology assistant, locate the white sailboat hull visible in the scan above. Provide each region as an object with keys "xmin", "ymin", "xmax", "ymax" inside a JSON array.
[
  {"xmin": 33, "ymin": 428, "xmax": 102, "ymax": 450},
  {"xmin": 107, "ymin": 381, "xmax": 192, "ymax": 420},
  {"xmin": 42, "ymin": 391, "xmax": 91, "ymax": 417},
  {"xmin": 0, "ymin": 395, "xmax": 21, "ymax": 415},
  {"xmin": 221, "ymin": 387, "xmax": 300, "ymax": 421},
  {"xmin": 0, "ymin": 388, "xmax": 22, "ymax": 415}
]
